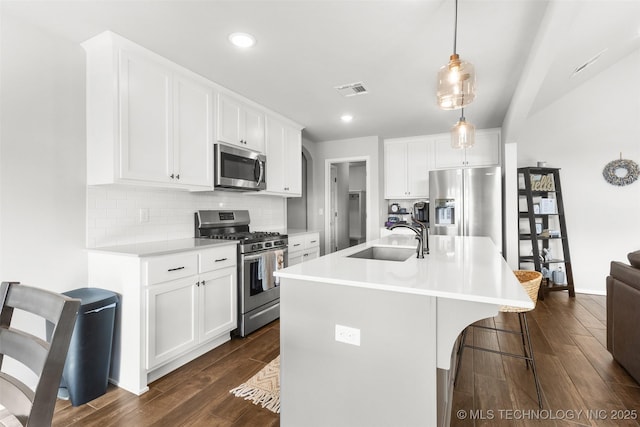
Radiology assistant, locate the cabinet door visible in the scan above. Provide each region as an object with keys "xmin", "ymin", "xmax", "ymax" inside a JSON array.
[
  {"xmin": 302, "ymin": 249, "xmax": 319, "ymax": 263},
  {"xmin": 199, "ymin": 267, "xmax": 237, "ymax": 342},
  {"xmin": 283, "ymin": 126, "xmax": 302, "ymax": 196},
  {"xmin": 464, "ymin": 131, "xmax": 500, "ymax": 167},
  {"xmin": 217, "ymin": 94, "xmax": 241, "ymax": 145},
  {"xmin": 119, "ymin": 49, "xmax": 172, "ymax": 183},
  {"xmin": 265, "ymin": 118, "xmax": 286, "ymax": 193},
  {"xmin": 433, "ymin": 136, "xmax": 465, "ymax": 169},
  {"xmin": 147, "ymin": 277, "xmax": 197, "ymax": 369},
  {"xmin": 384, "ymin": 142, "xmax": 408, "ymax": 198},
  {"xmin": 406, "ymin": 140, "xmax": 431, "ymax": 198},
  {"xmin": 288, "ymin": 252, "xmax": 303, "ymax": 267},
  {"xmin": 173, "ymin": 74, "xmax": 213, "ymax": 188},
  {"xmin": 243, "ymin": 106, "xmax": 265, "ymax": 153}
]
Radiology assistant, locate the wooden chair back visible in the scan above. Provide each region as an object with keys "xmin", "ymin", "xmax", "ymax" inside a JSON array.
[{"xmin": 0, "ymin": 282, "xmax": 80, "ymax": 426}]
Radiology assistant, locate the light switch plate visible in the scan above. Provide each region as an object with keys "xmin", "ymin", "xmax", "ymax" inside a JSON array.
[{"xmin": 335, "ymin": 324, "xmax": 361, "ymax": 346}]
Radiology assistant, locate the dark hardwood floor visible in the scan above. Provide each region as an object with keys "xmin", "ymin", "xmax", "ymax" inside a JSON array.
[{"xmin": 52, "ymin": 293, "xmax": 640, "ymax": 426}]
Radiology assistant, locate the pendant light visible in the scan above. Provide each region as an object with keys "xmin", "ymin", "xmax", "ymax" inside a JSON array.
[
  {"xmin": 437, "ymin": 0, "xmax": 476, "ymax": 110},
  {"xmin": 451, "ymin": 108, "xmax": 475, "ymax": 149}
]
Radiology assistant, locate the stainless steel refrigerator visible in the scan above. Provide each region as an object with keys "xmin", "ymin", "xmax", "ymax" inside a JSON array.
[{"xmin": 429, "ymin": 167, "xmax": 502, "ymax": 251}]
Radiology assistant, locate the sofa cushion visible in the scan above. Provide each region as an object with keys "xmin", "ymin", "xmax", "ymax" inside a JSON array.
[{"xmin": 628, "ymin": 250, "xmax": 640, "ymax": 269}]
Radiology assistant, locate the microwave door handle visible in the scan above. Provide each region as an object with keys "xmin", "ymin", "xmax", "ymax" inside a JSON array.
[{"xmin": 255, "ymin": 159, "xmax": 265, "ymax": 186}]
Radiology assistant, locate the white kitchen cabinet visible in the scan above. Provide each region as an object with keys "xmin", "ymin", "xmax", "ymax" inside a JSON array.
[
  {"xmin": 83, "ymin": 31, "xmax": 213, "ymax": 190},
  {"xmin": 264, "ymin": 116, "xmax": 302, "ymax": 196},
  {"xmin": 146, "ymin": 265, "xmax": 236, "ymax": 370},
  {"xmin": 146, "ymin": 246, "xmax": 237, "ymax": 370},
  {"xmin": 172, "ymin": 74, "xmax": 213, "ymax": 187},
  {"xmin": 198, "ymin": 267, "xmax": 237, "ymax": 342},
  {"xmin": 87, "ymin": 240, "xmax": 237, "ymax": 395},
  {"xmin": 146, "ymin": 276, "xmax": 197, "ymax": 369},
  {"xmin": 217, "ymin": 93, "xmax": 265, "ymax": 153},
  {"xmin": 288, "ymin": 232, "xmax": 320, "ymax": 266},
  {"xmin": 433, "ymin": 128, "xmax": 501, "ymax": 169},
  {"xmin": 384, "ymin": 137, "xmax": 432, "ymax": 199}
]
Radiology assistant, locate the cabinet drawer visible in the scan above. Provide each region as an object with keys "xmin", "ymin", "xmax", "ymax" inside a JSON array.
[
  {"xmin": 146, "ymin": 253, "xmax": 198, "ymax": 285},
  {"xmin": 304, "ymin": 233, "xmax": 319, "ymax": 249},
  {"xmin": 199, "ymin": 245, "xmax": 237, "ymax": 273},
  {"xmin": 288, "ymin": 235, "xmax": 305, "ymax": 252}
]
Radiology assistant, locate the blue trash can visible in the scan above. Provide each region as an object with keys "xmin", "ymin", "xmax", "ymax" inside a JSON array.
[{"xmin": 59, "ymin": 288, "xmax": 118, "ymax": 406}]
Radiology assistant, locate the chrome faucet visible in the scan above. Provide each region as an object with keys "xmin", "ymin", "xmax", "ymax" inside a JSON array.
[{"xmin": 388, "ymin": 223, "xmax": 429, "ymax": 259}]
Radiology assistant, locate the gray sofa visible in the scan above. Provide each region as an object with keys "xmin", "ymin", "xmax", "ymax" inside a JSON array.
[{"xmin": 607, "ymin": 250, "xmax": 640, "ymax": 384}]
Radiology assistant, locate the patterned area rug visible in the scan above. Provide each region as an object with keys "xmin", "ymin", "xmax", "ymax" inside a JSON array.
[{"xmin": 230, "ymin": 356, "xmax": 280, "ymax": 413}]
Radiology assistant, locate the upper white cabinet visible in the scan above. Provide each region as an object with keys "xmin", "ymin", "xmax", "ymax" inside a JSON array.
[
  {"xmin": 264, "ymin": 116, "xmax": 302, "ymax": 196},
  {"xmin": 217, "ymin": 93, "xmax": 265, "ymax": 153},
  {"xmin": 83, "ymin": 31, "xmax": 213, "ymax": 190},
  {"xmin": 433, "ymin": 128, "xmax": 501, "ymax": 169},
  {"xmin": 384, "ymin": 137, "xmax": 433, "ymax": 199}
]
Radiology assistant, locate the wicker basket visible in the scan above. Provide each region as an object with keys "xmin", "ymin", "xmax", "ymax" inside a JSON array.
[{"xmin": 500, "ymin": 270, "xmax": 543, "ymax": 313}]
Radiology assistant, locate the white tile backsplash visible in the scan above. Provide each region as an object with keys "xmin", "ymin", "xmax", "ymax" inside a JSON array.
[{"xmin": 87, "ymin": 186, "xmax": 286, "ymax": 248}]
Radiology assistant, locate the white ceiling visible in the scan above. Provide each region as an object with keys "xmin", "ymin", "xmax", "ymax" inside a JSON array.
[{"xmin": 3, "ymin": 0, "xmax": 639, "ymax": 142}]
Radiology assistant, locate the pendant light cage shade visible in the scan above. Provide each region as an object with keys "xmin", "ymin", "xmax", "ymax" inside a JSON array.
[
  {"xmin": 451, "ymin": 115, "xmax": 475, "ymax": 149},
  {"xmin": 437, "ymin": 57, "xmax": 476, "ymax": 110}
]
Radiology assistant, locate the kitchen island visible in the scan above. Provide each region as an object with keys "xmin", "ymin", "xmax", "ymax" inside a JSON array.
[{"xmin": 274, "ymin": 234, "xmax": 533, "ymax": 427}]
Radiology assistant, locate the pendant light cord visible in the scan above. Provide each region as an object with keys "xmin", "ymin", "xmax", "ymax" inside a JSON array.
[{"xmin": 453, "ymin": 0, "xmax": 458, "ymax": 55}]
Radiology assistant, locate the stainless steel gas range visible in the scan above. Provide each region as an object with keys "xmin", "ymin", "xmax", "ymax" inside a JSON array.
[{"xmin": 195, "ymin": 210, "xmax": 287, "ymax": 337}]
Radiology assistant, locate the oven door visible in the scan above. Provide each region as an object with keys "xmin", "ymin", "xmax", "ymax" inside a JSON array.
[
  {"xmin": 214, "ymin": 144, "xmax": 266, "ymax": 191},
  {"xmin": 240, "ymin": 247, "xmax": 288, "ymax": 314}
]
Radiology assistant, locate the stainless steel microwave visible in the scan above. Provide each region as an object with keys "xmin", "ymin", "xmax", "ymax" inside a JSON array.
[{"xmin": 214, "ymin": 144, "xmax": 266, "ymax": 191}]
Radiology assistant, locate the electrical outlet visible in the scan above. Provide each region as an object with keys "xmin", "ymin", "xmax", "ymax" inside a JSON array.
[
  {"xmin": 335, "ymin": 324, "xmax": 360, "ymax": 346},
  {"xmin": 139, "ymin": 208, "xmax": 149, "ymax": 223}
]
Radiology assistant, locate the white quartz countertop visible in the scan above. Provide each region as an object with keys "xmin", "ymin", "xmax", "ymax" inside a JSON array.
[
  {"xmin": 87, "ymin": 238, "xmax": 237, "ymax": 257},
  {"xmin": 275, "ymin": 234, "xmax": 534, "ymax": 309}
]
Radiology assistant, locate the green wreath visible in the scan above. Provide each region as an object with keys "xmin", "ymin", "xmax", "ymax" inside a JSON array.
[{"xmin": 602, "ymin": 158, "xmax": 639, "ymax": 186}]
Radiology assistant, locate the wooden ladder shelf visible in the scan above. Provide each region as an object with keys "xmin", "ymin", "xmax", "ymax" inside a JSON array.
[{"xmin": 517, "ymin": 167, "xmax": 575, "ymax": 299}]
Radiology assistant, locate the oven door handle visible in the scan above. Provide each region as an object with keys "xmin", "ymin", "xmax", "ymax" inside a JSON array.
[{"xmin": 243, "ymin": 248, "xmax": 288, "ymax": 262}]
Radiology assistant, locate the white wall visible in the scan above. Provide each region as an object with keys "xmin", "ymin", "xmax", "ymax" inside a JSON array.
[
  {"xmin": 305, "ymin": 136, "xmax": 384, "ymax": 255},
  {"xmin": 517, "ymin": 51, "xmax": 640, "ymax": 294},
  {"xmin": 0, "ymin": 13, "xmax": 87, "ymax": 295}
]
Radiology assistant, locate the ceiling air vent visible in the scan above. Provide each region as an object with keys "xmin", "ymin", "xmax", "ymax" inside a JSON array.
[{"xmin": 334, "ymin": 82, "xmax": 369, "ymax": 97}]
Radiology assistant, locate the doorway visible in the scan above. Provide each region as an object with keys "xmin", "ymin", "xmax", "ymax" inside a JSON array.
[{"xmin": 325, "ymin": 157, "xmax": 370, "ymax": 254}]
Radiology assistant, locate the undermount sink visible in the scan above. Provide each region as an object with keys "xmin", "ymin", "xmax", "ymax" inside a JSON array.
[{"xmin": 347, "ymin": 246, "xmax": 415, "ymax": 262}]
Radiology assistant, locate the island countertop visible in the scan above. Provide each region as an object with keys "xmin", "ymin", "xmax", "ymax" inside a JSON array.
[{"xmin": 275, "ymin": 234, "xmax": 533, "ymax": 309}]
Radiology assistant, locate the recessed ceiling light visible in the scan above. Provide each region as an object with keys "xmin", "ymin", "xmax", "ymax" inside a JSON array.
[
  {"xmin": 229, "ymin": 32, "xmax": 256, "ymax": 48},
  {"xmin": 341, "ymin": 114, "xmax": 353, "ymax": 123}
]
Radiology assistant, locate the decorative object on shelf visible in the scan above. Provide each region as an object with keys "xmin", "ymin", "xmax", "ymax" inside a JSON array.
[
  {"xmin": 537, "ymin": 161, "xmax": 547, "ymax": 167},
  {"xmin": 390, "ymin": 203, "xmax": 400, "ymax": 213},
  {"xmin": 436, "ymin": 0, "xmax": 476, "ymax": 110},
  {"xmin": 539, "ymin": 198, "xmax": 556, "ymax": 214},
  {"xmin": 602, "ymin": 154, "xmax": 639, "ymax": 186},
  {"xmin": 530, "ymin": 174, "xmax": 555, "ymax": 191},
  {"xmin": 451, "ymin": 107, "xmax": 475, "ymax": 149}
]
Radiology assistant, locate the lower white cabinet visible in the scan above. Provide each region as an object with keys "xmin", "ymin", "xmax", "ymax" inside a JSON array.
[
  {"xmin": 288, "ymin": 232, "xmax": 320, "ymax": 266},
  {"xmin": 146, "ymin": 265, "xmax": 236, "ymax": 370},
  {"xmin": 87, "ymin": 241, "xmax": 237, "ymax": 395},
  {"xmin": 147, "ymin": 276, "xmax": 197, "ymax": 369}
]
